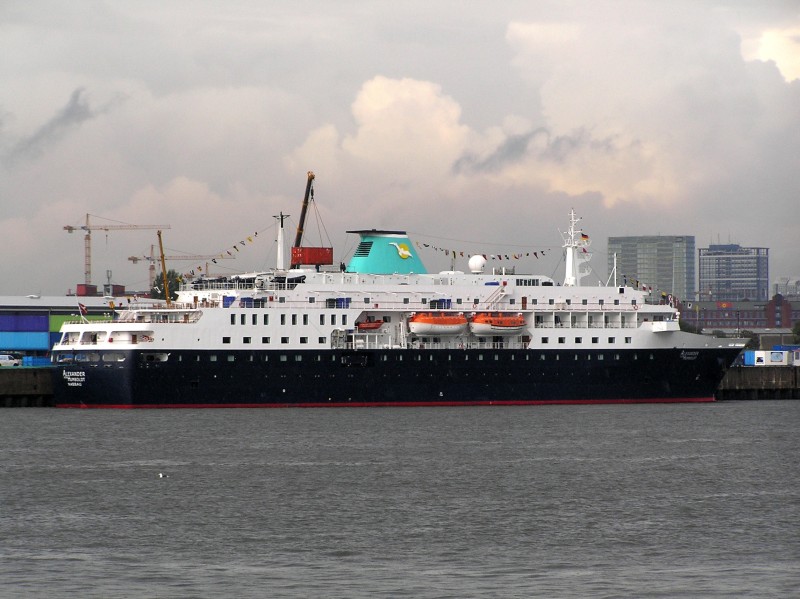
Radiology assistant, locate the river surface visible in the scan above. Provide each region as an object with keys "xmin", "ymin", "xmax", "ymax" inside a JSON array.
[{"xmin": 1, "ymin": 400, "xmax": 798, "ymax": 598}]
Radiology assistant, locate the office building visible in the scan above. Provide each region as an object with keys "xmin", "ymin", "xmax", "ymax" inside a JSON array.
[
  {"xmin": 698, "ymin": 244, "xmax": 769, "ymax": 301},
  {"xmin": 607, "ymin": 236, "xmax": 695, "ymax": 301}
]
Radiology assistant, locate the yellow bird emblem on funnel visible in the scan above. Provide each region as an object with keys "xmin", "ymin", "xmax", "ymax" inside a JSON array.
[{"xmin": 389, "ymin": 242, "xmax": 413, "ymax": 259}]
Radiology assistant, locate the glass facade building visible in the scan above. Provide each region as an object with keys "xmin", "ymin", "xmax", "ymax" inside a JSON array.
[
  {"xmin": 698, "ymin": 244, "xmax": 769, "ymax": 301},
  {"xmin": 607, "ymin": 236, "xmax": 695, "ymax": 301}
]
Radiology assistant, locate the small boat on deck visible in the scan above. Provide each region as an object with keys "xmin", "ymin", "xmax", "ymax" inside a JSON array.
[
  {"xmin": 408, "ymin": 312, "xmax": 468, "ymax": 336},
  {"xmin": 469, "ymin": 312, "xmax": 527, "ymax": 336},
  {"xmin": 356, "ymin": 319, "xmax": 384, "ymax": 331}
]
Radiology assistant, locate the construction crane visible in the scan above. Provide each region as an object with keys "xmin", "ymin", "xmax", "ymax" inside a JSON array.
[
  {"xmin": 64, "ymin": 214, "xmax": 171, "ymax": 287},
  {"xmin": 129, "ymin": 246, "xmax": 234, "ymax": 288}
]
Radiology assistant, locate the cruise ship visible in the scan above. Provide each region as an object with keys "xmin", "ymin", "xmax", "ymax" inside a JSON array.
[{"xmin": 51, "ymin": 178, "xmax": 745, "ymax": 407}]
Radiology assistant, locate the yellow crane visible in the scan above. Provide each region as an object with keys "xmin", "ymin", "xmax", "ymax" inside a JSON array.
[
  {"xmin": 129, "ymin": 246, "xmax": 234, "ymax": 288},
  {"xmin": 64, "ymin": 214, "xmax": 171, "ymax": 287}
]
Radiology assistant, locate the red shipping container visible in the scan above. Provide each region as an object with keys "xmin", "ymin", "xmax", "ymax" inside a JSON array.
[{"xmin": 291, "ymin": 247, "xmax": 333, "ymax": 265}]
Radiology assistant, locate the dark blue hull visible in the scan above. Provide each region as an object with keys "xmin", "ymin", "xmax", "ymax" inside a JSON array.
[{"xmin": 52, "ymin": 347, "xmax": 742, "ymax": 407}]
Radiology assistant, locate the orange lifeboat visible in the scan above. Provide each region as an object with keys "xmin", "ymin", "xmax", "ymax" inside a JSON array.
[
  {"xmin": 408, "ymin": 312, "xmax": 468, "ymax": 336},
  {"xmin": 356, "ymin": 319, "xmax": 384, "ymax": 331},
  {"xmin": 469, "ymin": 312, "xmax": 527, "ymax": 336}
]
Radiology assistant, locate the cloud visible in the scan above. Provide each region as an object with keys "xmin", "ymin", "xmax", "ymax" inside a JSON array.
[
  {"xmin": 0, "ymin": 2, "xmax": 799, "ymax": 295},
  {"xmin": 6, "ymin": 87, "xmax": 114, "ymax": 163}
]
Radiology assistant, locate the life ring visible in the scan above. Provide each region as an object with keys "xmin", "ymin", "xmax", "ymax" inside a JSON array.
[{"xmin": 633, "ymin": 305, "xmax": 639, "ymax": 310}]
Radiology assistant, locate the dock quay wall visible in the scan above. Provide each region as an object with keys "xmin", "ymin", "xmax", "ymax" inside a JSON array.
[
  {"xmin": 716, "ymin": 366, "xmax": 800, "ymax": 400},
  {"xmin": 0, "ymin": 368, "xmax": 55, "ymax": 407}
]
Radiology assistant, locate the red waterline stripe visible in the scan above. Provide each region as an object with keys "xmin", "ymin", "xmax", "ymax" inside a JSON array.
[{"xmin": 57, "ymin": 397, "xmax": 716, "ymax": 409}]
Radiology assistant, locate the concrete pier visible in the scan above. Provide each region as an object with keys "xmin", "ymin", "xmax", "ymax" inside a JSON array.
[
  {"xmin": 0, "ymin": 368, "xmax": 55, "ymax": 407},
  {"xmin": 716, "ymin": 366, "xmax": 800, "ymax": 400}
]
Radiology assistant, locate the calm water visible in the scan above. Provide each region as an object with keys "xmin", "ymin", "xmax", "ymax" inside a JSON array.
[{"xmin": 1, "ymin": 401, "xmax": 798, "ymax": 598}]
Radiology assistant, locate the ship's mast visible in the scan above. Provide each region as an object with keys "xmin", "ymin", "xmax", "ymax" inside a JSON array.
[
  {"xmin": 562, "ymin": 209, "xmax": 581, "ymax": 287},
  {"xmin": 274, "ymin": 212, "xmax": 289, "ymax": 271}
]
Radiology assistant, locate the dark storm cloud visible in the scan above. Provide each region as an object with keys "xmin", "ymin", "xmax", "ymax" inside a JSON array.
[
  {"xmin": 6, "ymin": 88, "xmax": 107, "ymax": 164},
  {"xmin": 454, "ymin": 127, "xmax": 615, "ymax": 173}
]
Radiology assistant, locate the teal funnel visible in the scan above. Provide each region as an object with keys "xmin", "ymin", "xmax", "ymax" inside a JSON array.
[{"xmin": 346, "ymin": 230, "xmax": 428, "ymax": 274}]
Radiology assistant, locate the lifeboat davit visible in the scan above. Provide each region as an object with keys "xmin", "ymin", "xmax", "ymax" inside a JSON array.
[
  {"xmin": 469, "ymin": 313, "xmax": 527, "ymax": 336},
  {"xmin": 356, "ymin": 319, "xmax": 384, "ymax": 331},
  {"xmin": 408, "ymin": 312, "xmax": 468, "ymax": 336}
]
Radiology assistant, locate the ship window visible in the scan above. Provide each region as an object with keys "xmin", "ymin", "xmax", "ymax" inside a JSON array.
[
  {"xmin": 364, "ymin": 297, "xmax": 370, "ymax": 303},
  {"xmin": 456, "ymin": 298, "xmax": 462, "ymax": 304},
  {"xmin": 494, "ymin": 354, "xmax": 499, "ymax": 361},
  {"xmin": 240, "ymin": 314, "xmax": 246, "ymax": 325},
  {"xmin": 300, "ymin": 337, "xmax": 308, "ymax": 344},
  {"xmin": 223, "ymin": 337, "xmax": 231, "ymax": 344},
  {"xmin": 403, "ymin": 297, "xmax": 410, "ymax": 304},
  {"xmin": 230, "ymin": 314, "xmax": 236, "ymax": 325},
  {"xmin": 331, "ymin": 315, "xmax": 337, "ymax": 325},
  {"xmin": 280, "ymin": 314, "xmax": 286, "ymax": 325},
  {"xmin": 262, "ymin": 337, "xmax": 270, "ymax": 343},
  {"xmin": 291, "ymin": 314, "xmax": 297, "ymax": 325},
  {"xmin": 592, "ymin": 337, "xmax": 599, "ymax": 343},
  {"xmin": 279, "ymin": 297, "xmax": 286, "ymax": 303},
  {"xmin": 608, "ymin": 337, "xmax": 615, "ymax": 343},
  {"xmin": 195, "ymin": 355, "xmax": 201, "ymax": 361},
  {"xmin": 210, "ymin": 355, "xmax": 217, "ymax": 362},
  {"xmin": 384, "ymin": 316, "xmax": 391, "ymax": 323},
  {"xmin": 319, "ymin": 337, "xmax": 326, "ymax": 344},
  {"xmin": 558, "ymin": 337, "xmax": 565, "ymax": 343},
  {"xmin": 566, "ymin": 299, "xmax": 571, "ymax": 305},
  {"xmin": 397, "ymin": 355, "xmax": 403, "ymax": 361},
  {"xmin": 102, "ymin": 352, "xmax": 125, "ymax": 362},
  {"xmin": 575, "ymin": 337, "xmax": 582, "ymax": 343},
  {"xmin": 280, "ymin": 355, "xmax": 287, "ymax": 362},
  {"xmin": 597, "ymin": 354, "xmax": 604, "ymax": 360},
  {"xmin": 243, "ymin": 337, "xmax": 251, "ymax": 344},
  {"xmin": 422, "ymin": 298, "xmax": 427, "ymax": 304},
  {"xmin": 295, "ymin": 355, "xmax": 302, "ymax": 362},
  {"xmin": 252, "ymin": 314, "xmax": 257, "ymax": 325},
  {"xmin": 532, "ymin": 298, "xmax": 538, "ymax": 305},
  {"xmin": 650, "ymin": 353, "xmax": 655, "ymax": 360},
  {"xmin": 509, "ymin": 298, "xmax": 515, "ymax": 305},
  {"xmin": 281, "ymin": 337, "xmax": 289, "ymax": 344},
  {"xmin": 549, "ymin": 299, "xmax": 554, "ymax": 305},
  {"xmin": 478, "ymin": 354, "xmax": 483, "ymax": 361},
  {"xmin": 542, "ymin": 337, "xmax": 548, "ymax": 343},
  {"xmin": 540, "ymin": 354, "xmax": 546, "ymax": 360},
  {"xmin": 263, "ymin": 314, "xmax": 269, "ymax": 325},
  {"xmin": 614, "ymin": 299, "xmax": 620, "ymax": 305},
  {"xmin": 599, "ymin": 299, "xmax": 604, "ymax": 305},
  {"xmin": 625, "ymin": 337, "xmax": 632, "ymax": 343},
  {"xmin": 320, "ymin": 314, "xmax": 325, "ymax": 325},
  {"xmin": 582, "ymin": 299, "xmax": 588, "ymax": 305},
  {"xmin": 227, "ymin": 355, "xmax": 235, "ymax": 362},
  {"xmin": 301, "ymin": 314, "xmax": 307, "ymax": 325},
  {"xmin": 342, "ymin": 315, "xmax": 348, "ymax": 326},
  {"xmin": 308, "ymin": 297, "xmax": 315, "ymax": 303},
  {"xmin": 615, "ymin": 354, "xmax": 620, "ymax": 360}
]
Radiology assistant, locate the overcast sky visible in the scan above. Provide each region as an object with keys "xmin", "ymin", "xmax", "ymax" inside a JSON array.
[{"xmin": 1, "ymin": 1, "xmax": 798, "ymax": 296}]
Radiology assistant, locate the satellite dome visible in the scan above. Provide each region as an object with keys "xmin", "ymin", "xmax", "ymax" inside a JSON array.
[{"xmin": 468, "ymin": 255, "xmax": 487, "ymax": 274}]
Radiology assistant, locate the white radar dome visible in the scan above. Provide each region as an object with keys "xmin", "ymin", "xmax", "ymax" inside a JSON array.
[{"xmin": 468, "ymin": 255, "xmax": 487, "ymax": 274}]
